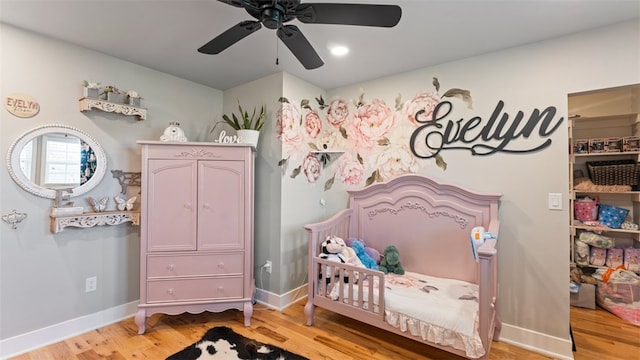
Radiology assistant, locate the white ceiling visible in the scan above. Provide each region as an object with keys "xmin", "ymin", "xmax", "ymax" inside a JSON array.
[{"xmin": 1, "ymin": 0, "xmax": 639, "ymax": 91}]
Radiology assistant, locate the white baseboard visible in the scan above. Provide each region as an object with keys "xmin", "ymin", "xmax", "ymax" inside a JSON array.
[
  {"xmin": 499, "ymin": 323, "xmax": 574, "ymax": 360},
  {"xmin": 0, "ymin": 301, "xmax": 138, "ymax": 360},
  {"xmin": 254, "ymin": 283, "xmax": 308, "ymax": 311}
]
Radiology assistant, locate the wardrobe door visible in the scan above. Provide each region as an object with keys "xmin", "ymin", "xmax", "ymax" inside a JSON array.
[
  {"xmin": 147, "ymin": 159, "xmax": 198, "ymax": 252},
  {"xmin": 197, "ymin": 160, "xmax": 245, "ymax": 251}
]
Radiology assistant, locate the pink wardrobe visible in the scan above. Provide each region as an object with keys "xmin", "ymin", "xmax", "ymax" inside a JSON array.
[{"xmin": 135, "ymin": 142, "xmax": 255, "ymax": 334}]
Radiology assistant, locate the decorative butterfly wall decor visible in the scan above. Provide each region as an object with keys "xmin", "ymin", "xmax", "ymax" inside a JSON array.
[
  {"xmin": 88, "ymin": 196, "xmax": 109, "ymax": 212},
  {"xmin": 114, "ymin": 196, "xmax": 136, "ymax": 211}
]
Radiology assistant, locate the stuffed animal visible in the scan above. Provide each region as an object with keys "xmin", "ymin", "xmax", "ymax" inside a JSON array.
[
  {"xmin": 319, "ymin": 236, "xmax": 347, "ymax": 264},
  {"xmin": 350, "ymin": 239, "xmax": 379, "ymax": 270},
  {"xmin": 379, "ymin": 245, "xmax": 404, "ymax": 275},
  {"xmin": 346, "ymin": 238, "xmax": 381, "ymax": 265},
  {"xmin": 570, "ymin": 266, "xmax": 597, "ymax": 285},
  {"xmin": 319, "ymin": 236, "xmax": 348, "ymax": 282},
  {"xmin": 323, "ymin": 236, "xmax": 368, "ymax": 277},
  {"xmin": 342, "ymin": 245, "xmax": 365, "ymax": 268}
]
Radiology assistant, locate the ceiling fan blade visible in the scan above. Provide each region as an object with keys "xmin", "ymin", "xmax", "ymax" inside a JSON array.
[
  {"xmin": 216, "ymin": 0, "xmax": 260, "ymax": 10},
  {"xmin": 277, "ymin": 25, "xmax": 324, "ymax": 70},
  {"xmin": 296, "ymin": 3, "xmax": 401, "ymax": 27},
  {"xmin": 198, "ymin": 20, "xmax": 262, "ymax": 54}
]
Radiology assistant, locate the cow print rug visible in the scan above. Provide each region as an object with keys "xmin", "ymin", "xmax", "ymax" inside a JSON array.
[{"xmin": 166, "ymin": 326, "xmax": 308, "ymax": 360}]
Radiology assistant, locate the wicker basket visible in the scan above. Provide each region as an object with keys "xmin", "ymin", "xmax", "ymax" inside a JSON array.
[{"xmin": 586, "ymin": 160, "xmax": 640, "ymax": 185}]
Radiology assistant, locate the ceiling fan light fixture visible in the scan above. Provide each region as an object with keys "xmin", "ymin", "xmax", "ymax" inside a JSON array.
[
  {"xmin": 203, "ymin": 1, "xmax": 402, "ymax": 69},
  {"xmin": 330, "ymin": 45, "xmax": 349, "ymax": 56},
  {"xmin": 261, "ymin": 3, "xmax": 286, "ymax": 29}
]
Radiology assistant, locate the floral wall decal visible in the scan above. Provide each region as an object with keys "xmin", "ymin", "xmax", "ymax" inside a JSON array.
[{"xmin": 277, "ymin": 77, "xmax": 472, "ymax": 190}]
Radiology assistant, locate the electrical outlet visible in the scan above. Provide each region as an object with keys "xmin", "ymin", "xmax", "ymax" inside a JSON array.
[
  {"xmin": 265, "ymin": 260, "xmax": 272, "ymax": 274},
  {"xmin": 85, "ymin": 276, "xmax": 97, "ymax": 292}
]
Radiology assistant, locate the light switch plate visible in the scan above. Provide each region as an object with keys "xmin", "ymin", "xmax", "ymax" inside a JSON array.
[{"xmin": 548, "ymin": 193, "xmax": 562, "ymax": 210}]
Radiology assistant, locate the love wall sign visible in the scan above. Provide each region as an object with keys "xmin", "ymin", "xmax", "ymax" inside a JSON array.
[
  {"xmin": 410, "ymin": 100, "xmax": 564, "ymax": 158},
  {"xmin": 5, "ymin": 93, "xmax": 40, "ymax": 118}
]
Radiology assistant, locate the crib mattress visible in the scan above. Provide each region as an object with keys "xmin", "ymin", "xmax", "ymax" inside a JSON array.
[{"xmin": 330, "ymin": 271, "xmax": 484, "ymax": 358}]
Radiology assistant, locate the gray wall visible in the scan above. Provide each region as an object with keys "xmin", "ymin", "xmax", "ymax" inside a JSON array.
[
  {"xmin": 220, "ymin": 74, "xmax": 285, "ymax": 295},
  {"xmin": 1, "ymin": 23, "xmax": 222, "ymax": 340},
  {"xmin": 261, "ymin": 20, "xmax": 640, "ymax": 357}
]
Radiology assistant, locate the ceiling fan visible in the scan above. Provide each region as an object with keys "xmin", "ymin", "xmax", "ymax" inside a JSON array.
[{"xmin": 198, "ymin": 0, "xmax": 402, "ymax": 69}]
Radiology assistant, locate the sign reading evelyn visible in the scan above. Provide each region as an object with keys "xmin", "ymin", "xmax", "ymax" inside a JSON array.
[
  {"xmin": 410, "ymin": 100, "xmax": 564, "ymax": 158},
  {"xmin": 5, "ymin": 93, "xmax": 40, "ymax": 118}
]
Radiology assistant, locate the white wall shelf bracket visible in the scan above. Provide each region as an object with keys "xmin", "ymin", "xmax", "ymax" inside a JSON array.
[
  {"xmin": 79, "ymin": 97, "xmax": 147, "ymax": 120},
  {"xmin": 2, "ymin": 210, "xmax": 27, "ymax": 229},
  {"xmin": 50, "ymin": 211, "xmax": 140, "ymax": 233}
]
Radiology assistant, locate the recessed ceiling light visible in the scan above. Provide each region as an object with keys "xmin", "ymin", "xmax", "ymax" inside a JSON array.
[{"xmin": 330, "ymin": 46, "xmax": 349, "ymax": 56}]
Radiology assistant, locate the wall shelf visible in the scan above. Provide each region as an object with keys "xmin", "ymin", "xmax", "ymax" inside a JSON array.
[
  {"xmin": 572, "ymin": 224, "xmax": 640, "ymax": 236},
  {"xmin": 79, "ymin": 97, "xmax": 146, "ymax": 120},
  {"xmin": 310, "ymin": 150, "xmax": 344, "ymax": 167},
  {"xmin": 50, "ymin": 210, "xmax": 140, "ymax": 233},
  {"xmin": 311, "ymin": 150, "xmax": 345, "ymax": 156}
]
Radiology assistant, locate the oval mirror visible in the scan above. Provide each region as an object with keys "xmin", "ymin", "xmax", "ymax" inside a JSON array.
[{"xmin": 6, "ymin": 124, "xmax": 107, "ymax": 199}]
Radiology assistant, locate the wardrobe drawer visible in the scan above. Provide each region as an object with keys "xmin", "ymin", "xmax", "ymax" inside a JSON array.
[
  {"xmin": 147, "ymin": 253, "xmax": 243, "ymax": 278},
  {"xmin": 147, "ymin": 277, "xmax": 244, "ymax": 302}
]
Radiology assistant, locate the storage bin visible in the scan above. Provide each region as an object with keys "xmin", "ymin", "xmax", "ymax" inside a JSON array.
[
  {"xmin": 570, "ymin": 283, "xmax": 595, "ymax": 309},
  {"xmin": 598, "ymin": 204, "xmax": 629, "ymax": 229},
  {"xmin": 574, "ymin": 198, "xmax": 598, "ymax": 222},
  {"xmin": 586, "ymin": 160, "xmax": 640, "ymax": 186},
  {"xmin": 596, "ymin": 280, "xmax": 640, "ymax": 326}
]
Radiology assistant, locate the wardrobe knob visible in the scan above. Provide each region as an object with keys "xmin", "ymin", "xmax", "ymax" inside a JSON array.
[
  {"xmin": 184, "ymin": 203, "xmax": 192, "ymax": 209},
  {"xmin": 217, "ymin": 286, "xmax": 224, "ymax": 292},
  {"xmin": 167, "ymin": 264, "xmax": 175, "ymax": 271},
  {"xmin": 203, "ymin": 203, "xmax": 211, "ymax": 209},
  {"xmin": 218, "ymin": 262, "xmax": 225, "ymax": 269},
  {"xmin": 167, "ymin": 288, "xmax": 175, "ymax": 295}
]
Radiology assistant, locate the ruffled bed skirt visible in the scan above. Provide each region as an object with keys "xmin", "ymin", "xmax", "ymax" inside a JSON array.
[{"xmin": 385, "ymin": 310, "xmax": 485, "ymax": 358}]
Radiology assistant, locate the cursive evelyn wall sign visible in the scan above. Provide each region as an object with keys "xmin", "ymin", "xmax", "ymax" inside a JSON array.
[
  {"xmin": 4, "ymin": 93, "xmax": 40, "ymax": 118},
  {"xmin": 410, "ymin": 100, "xmax": 564, "ymax": 158}
]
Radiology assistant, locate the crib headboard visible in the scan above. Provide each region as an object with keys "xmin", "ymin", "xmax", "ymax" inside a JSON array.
[{"xmin": 348, "ymin": 174, "xmax": 501, "ymax": 283}]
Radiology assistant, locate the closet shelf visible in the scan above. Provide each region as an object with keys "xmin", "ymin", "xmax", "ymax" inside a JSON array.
[
  {"xmin": 572, "ymin": 224, "xmax": 640, "ymax": 235},
  {"xmin": 79, "ymin": 97, "xmax": 147, "ymax": 120},
  {"xmin": 574, "ymin": 151, "xmax": 640, "ymax": 158},
  {"xmin": 50, "ymin": 210, "xmax": 140, "ymax": 233},
  {"xmin": 574, "ymin": 190, "xmax": 640, "ymax": 197}
]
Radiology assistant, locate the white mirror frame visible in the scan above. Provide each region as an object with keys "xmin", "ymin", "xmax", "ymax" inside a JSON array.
[{"xmin": 6, "ymin": 124, "xmax": 107, "ymax": 199}]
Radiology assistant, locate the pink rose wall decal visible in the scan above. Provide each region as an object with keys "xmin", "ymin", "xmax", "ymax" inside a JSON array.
[{"xmin": 277, "ymin": 77, "xmax": 471, "ymax": 190}]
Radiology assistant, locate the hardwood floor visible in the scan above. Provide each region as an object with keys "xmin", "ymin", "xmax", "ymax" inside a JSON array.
[{"xmin": 9, "ymin": 301, "xmax": 639, "ymax": 360}]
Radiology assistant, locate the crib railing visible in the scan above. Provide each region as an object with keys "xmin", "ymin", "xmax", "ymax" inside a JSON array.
[
  {"xmin": 304, "ymin": 208, "xmax": 386, "ymax": 325},
  {"xmin": 312, "ymin": 257, "xmax": 385, "ymax": 322}
]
